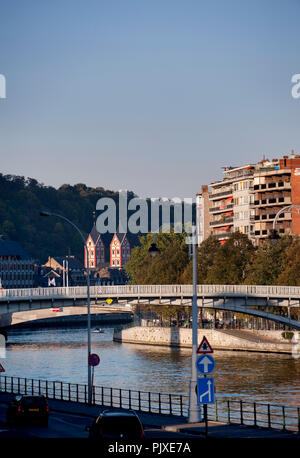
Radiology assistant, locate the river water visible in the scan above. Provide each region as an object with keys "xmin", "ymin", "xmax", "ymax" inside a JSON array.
[{"xmin": 2, "ymin": 325, "xmax": 300, "ymax": 408}]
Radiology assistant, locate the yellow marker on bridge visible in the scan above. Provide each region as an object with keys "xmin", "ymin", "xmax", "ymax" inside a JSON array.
[{"xmin": 106, "ymin": 298, "xmax": 113, "ymax": 305}]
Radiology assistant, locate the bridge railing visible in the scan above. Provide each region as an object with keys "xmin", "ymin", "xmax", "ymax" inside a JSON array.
[
  {"xmin": 1, "ymin": 284, "xmax": 300, "ymax": 300},
  {"xmin": 0, "ymin": 375, "xmax": 299, "ymax": 432}
]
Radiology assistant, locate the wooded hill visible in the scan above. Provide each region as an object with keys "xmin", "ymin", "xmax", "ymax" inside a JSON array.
[
  {"xmin": 0, "ymin": 173, "xmax": 136, "ymax": 263},
  {"xmin": 0, "ymin": 173, "xmax": 194, "ymax": 264}
]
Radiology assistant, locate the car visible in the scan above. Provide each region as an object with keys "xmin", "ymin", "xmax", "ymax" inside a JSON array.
[
  {"xmin": 86, "ymin": 409, "xmax": 144, "ymax": 439},
  {"xmin": 6, "ymin": 395, "xmax": 49, "ymax": 426}
]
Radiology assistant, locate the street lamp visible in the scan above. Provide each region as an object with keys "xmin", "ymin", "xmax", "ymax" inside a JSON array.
[
  {"xmin": 148, "ymin": 226, "xmax": 201, "ymax": 423},
  {"xmin": 269, "ymin": 205, "xmax": 300, "ymax": 245},
  {"xmin": 40, "ymin": 210, "xmax": 92, "ymax": 404}
]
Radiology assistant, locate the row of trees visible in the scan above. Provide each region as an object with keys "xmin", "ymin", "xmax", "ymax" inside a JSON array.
[{"xmin": 125, "ymin": 231, "xmax": 300, "ymax": 286}]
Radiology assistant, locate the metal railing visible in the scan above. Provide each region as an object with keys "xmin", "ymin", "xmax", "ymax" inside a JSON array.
[
  {"xmin": 0, "ymin": 375, "xmax": 299, "ymax": 432},
  {"xmin": 1, "ymin": 284, "xmax": 300, "ymax": 300},
  {"xmin": 208, "ymin": 399, "xmax": 300, "ymax": 432},
  {"xmin": 0, "ymin": 375, "xmax": 187, "ymax": 417}
]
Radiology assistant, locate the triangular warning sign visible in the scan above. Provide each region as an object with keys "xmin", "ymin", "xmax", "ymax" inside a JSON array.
[
  {"xmin": 197, "ymin": 336, "xmax": 213, "ymax": 354},
  {"xmin": 0, "ymin": 363, "xmax": 5, "ymax": 373}
]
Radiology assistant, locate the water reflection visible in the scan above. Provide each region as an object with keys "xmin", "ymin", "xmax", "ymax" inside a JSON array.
[{"xmin": 4, "ymin": 326, "xmax": 300, "ymax": 407}]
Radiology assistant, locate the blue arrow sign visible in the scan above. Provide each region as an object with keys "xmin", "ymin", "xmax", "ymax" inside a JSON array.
[
  {"xmin": 197, "ymin": 377, "xmax": 215, "ymax": 404},
  {"xmin": 196, "ymin": 354, "xmax": 215, "ymax": 375}
]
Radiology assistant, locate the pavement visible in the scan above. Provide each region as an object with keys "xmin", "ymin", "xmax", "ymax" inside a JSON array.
[{"xmin": 0, "ymin": 392, "xmax": 299, "ymax": 439}]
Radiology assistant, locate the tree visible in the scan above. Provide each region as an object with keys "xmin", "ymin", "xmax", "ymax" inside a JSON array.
[
  {"xmin": 276, "ymin": 237, "xmax": 300, "ymax": 285},
  {"xmin": 181, "ymin": 235, "xmax": 220, "ymax": 284},
  {"xmin": 125, "ymin": 231, "xmax": 189, "ymax": 284},
  {"xmin": 244, "ymin": 236, "xmax": 294, "ymax": 285},
  {"xmin": 206, "ymin": 232, "xmax": 255, "ymax": 284}
]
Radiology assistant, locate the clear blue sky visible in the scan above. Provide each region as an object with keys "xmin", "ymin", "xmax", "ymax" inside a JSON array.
[{"xmin": 0, "ymin": 0, "xmax": 300, "ymax": 199}]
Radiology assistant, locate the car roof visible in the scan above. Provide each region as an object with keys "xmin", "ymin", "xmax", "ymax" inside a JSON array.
[
  {"xmin": 101, "ymin": 409, "xmax": 139, "ymax": 418},
  {"xmin": 15, "ymin": 395, "xmax": 46, "ymax": 400}
]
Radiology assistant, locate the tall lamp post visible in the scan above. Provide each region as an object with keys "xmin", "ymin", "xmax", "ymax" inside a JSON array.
[
  {"xmin": 269, "ymin": 205, "xmax": 300, "ymax": 244},
  {"xmin": 148, "ymin": 225, "xmax": 201, "ymax": 423},
  {"xmin": 40, "ymin": 210, "xmax": 92, "ymax": 404}
]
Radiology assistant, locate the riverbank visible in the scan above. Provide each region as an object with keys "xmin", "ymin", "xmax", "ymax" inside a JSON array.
[{"xmin": 113, "ymin": 326, "xmax": 295, "ymax": 354}]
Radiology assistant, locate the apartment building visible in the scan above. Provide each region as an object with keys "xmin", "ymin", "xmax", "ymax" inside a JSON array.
[
  {"xmin": 0, "ymin": 238, "xmax": 37, "ymax": 288},
  {"xmin": 198, "ymin": 152, "xmax": 300, "ymax": 246},
  {"xmin": 252, "ymin": 153, "xmax": 300, "ymax": 243},
  {"xmin": 208, "ymin": 165, "xmax": 255, "ymax": 244}
]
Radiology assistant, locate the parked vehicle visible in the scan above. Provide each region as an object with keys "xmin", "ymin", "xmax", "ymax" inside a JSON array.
[
  {"xmin": 86, "ymin": 409, "xmax": 144, "ymax": 439},
  {"xmin": 6, "ymin": 395, "xmax": 49, "ymax": 426}
]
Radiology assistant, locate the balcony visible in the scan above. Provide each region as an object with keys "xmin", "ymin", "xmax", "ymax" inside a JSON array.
[
  {"xmin": 213, "ymin": 232, "xmax": 232, "ymax": 240},
  {"xmin": 254, "ymin": 212, "xmax": 292, "ymax": 221},
  {"xmin": 252, "ymin": 182, "xmax": 291, "ymax": 192},
  {"xmin": 210, "ymin": 217, "xmax": 234, "ymax": 227},
  {"xmin": 252, "ymin": 197, "xmax": 292, "ymax": 207},
  {"xmin": 209, "ymin": 204, "xmax": 233, "ymax": 213},
  {"xmin": 209, "ymin": 190, "xmax": 233, "ymax": 200}
]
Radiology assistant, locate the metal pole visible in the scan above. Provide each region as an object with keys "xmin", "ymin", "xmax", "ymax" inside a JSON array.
[
  {"xmin": 40, "ymin": 211, "xmax": 92, "ymax": 405},
  {"xmin": 66, "ymin": 260, "xmax": 69, "ymax": 289},
  {"xmin": 188, "ymin": 225, "xmax": 201, "ymax": 422}
]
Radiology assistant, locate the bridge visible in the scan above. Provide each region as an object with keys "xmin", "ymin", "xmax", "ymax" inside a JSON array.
[{"xmin": 0, "ymin": 284, "xmax": 300, "ymax": 330}]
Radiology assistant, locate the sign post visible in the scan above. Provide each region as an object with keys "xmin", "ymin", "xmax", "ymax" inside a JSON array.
[
  {"xmin": 196, "ymin": 336, "xmax": 215, "ymax": 437},
  {"xmin": 88, "ymin": 353, "xmax": 100, "ymax": 404}
]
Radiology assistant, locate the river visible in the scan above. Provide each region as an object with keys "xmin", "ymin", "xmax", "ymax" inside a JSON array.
[{"xmin": 2, "ymin": 325, "xmax": 300, "ymax": 407}]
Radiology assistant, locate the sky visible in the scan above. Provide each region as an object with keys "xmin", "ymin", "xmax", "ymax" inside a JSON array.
[{"xmin": 0, "ymin": 0, "xmax": 300, "ymax": 199}]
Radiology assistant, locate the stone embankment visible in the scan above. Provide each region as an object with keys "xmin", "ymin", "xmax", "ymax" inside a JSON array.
[{"xmin": 113, "ymin": 326, "xmax": 296, "ymax": 354}]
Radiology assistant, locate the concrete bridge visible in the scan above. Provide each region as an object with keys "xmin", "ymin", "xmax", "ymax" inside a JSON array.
[{"xmin": 0, "ymin": 284, "xmax": 300, "ymax": 330}]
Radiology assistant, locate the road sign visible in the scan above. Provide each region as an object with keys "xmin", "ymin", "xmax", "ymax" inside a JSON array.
[
  {"xmin": 197, "ymin": 377, "xmax": 215, "ymax": 404},
  {"xmin": 88, "ymin": 353, "xmax": 100, "ymax": 367},
  {"xmin": 0, "ymin": 363, "xmax": 5, "ymax": 373},
  {"xmin": 197, "ymin": 336, "xmax": 213, "ymax": 354},
  {"xmin": 196, "ymin": 354, "xmax": 215, "ymax": 375},
  {"xmin": 106, "ymin": 298, "xmax": 113, "ymax": 305}
]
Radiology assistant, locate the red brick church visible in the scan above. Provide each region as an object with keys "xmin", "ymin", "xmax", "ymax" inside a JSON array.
[
  {"xmin": 110, "ymin": 231, "xmax": 131, "ymax": 267},
  {"xmin": 85, "ymin": 225, "xmax": 131, "ymax": 269},
  {"xmin": 84, "ymin": 224, "xmax": 106, "ymax": 269}
]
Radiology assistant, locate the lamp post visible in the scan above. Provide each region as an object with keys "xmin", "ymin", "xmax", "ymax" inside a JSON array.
[
  {"xmin": 148, "ymin": 225, "xmax": 201, "ymax": 423},
  {"xmin": 269, "ymin": 205, "xmax": 300, "ymax": 245},
  {"xmin": 40, "ymin": 210, "xmax": 92, "ymax": 404}
]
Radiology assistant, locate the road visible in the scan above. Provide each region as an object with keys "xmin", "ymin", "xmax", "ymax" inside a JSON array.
[{"xmin": 0, "ymin": 400, "xmax": 200, "ymax": 439}]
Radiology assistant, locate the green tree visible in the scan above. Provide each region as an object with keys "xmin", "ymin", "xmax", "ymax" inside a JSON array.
[
  {"xmin": 181, "ymin": 235, "xmax": 220, "ymax": 284},
  {"xmin": 276, "ymin": 237, "xmax": 300, "ymax": 285},
  {"xmin": 206, "ymin": 232, "xmax": 255, "ymax": 284},
  {"xmin": 125, "ymin": 231, "xmax": 189, "ymax": 284},
  {"xmin": 244, "ymin": 236, "xmax": 294, "ymax": 285}
]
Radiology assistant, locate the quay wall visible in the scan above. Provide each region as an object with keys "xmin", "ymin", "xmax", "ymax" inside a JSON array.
[{"xmin": 113, "ymin": 326, "xmax": 294, "ymax": 354}]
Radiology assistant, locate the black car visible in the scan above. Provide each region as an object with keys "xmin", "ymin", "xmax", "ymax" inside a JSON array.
[
  {"xmin": 6, "ymin": 395, "xmax": 49, "ymax": 426},
  {"xmin": 86, "ymin": 409, "xmax": 144, "ymax": 439}
]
